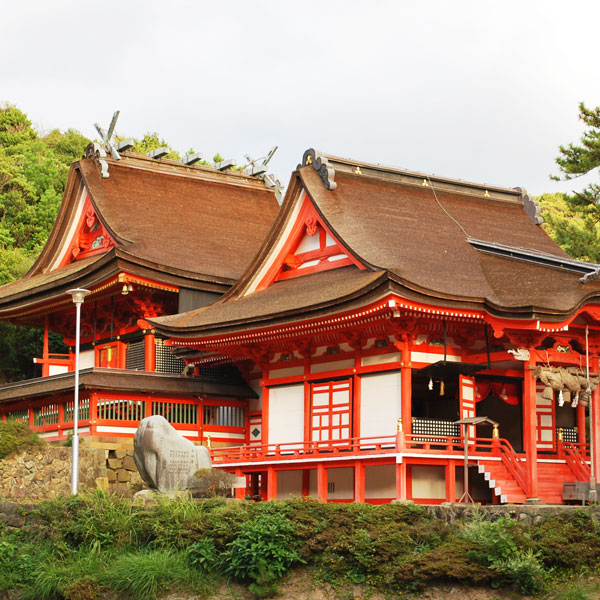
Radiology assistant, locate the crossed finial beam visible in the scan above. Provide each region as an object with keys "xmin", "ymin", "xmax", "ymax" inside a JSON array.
[{"xmin": 94, "ymin": 111, "xmax": 121, "ymax": 161}]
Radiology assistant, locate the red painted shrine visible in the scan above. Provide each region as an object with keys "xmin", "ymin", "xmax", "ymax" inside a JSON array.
[
  {"xmin": 150, "ymin": 149, "xmax": 600, "ymax": 505},
  {"xmin": 0, "ymin": 145, "xmax": 279, "ymax": 449},
  {"xmin": 3, "ymin": 144, "xmax": 600, "ymax": 504}
]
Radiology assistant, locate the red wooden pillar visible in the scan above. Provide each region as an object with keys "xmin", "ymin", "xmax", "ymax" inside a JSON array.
[
  {"xmin": 523, "ymin": 353, "xmax": 538, "ymax": 499},
  {"xmin": 302, "ymin": 470, "xmax": 310, "ymax": 497},
  {"xmin": 317, "ymin": 463, "xmax": 327, "ymax": 502},
  {"xmin": 354, "ymin": 461, "xmax": 365, "ymax": 503},
  {"xmin": 235, "ymin": 469, "xmax": 245, "ymax": 500},
  {"xmin": 267, "ymin": 466, "xmax": 277, "ymax": 501},
  {"xmin": 144, "ymin": 330, "xmax": 156, "ymax": 372},
  {"xmin": 577, "ymin": 402, "xmax": 587, "ymax": 448},
  {"xmin": 262, "ymin": 383, "xmax": 269, "ymax": 447},
  {"xmin": 395, "ymin": 461, "xmax": 407, "ymax": 500},
  {"xmin": 89, "ymin": 391, "xmax": 98, "ymax": 436},
  {"xmin": 446, "ymin": 460, "xmax": 456, "ymax": 502},
  {"xmin": 400, "ymin": 338, "xmax": 412, "ymax": 434},
  {"xmin": 42, "ymin": 316, "xmax": 50, "ymax": 377},
  {"xmin": 592, "ymin": 356, "xmax": 600, "ymax": 482}
]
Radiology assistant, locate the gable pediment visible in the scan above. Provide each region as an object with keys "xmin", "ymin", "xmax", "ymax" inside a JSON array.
[{"xmin": 249, "ymin": 191, "xmax": 365, "ymax": 294}]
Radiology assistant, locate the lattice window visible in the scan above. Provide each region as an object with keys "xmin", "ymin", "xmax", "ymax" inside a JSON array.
[
  {"xmin": 64, "ymin": 398, "xmax": 90, "ymax": 422},
  {"xmin": 97, "ymin": 398, "xmax": 145, "ymax": 421},
  {"xmin": 155, "ymin": 339, "xmax": 186, "ymax": 374},
  {"xmin": 560, "ymin": 427, "xmax": 579, "ymax": 443},
  {"xmin": 311, "ymin": 379, "xmax": 352, "ymax": 443},
  {"xmin": 5, "ymin": 409, "xmax": 29, "ymax": 423},
  {"xmin": 412, "ymin": 418, "xmax": 460, "ymax": 441},
  {"xmin": 33, "ymin": 404, "xmax": 59, "ymax": 427},
  {"xmin": 153, "ymin": 401, "xmax": 198, "ymax": 425},
  {"xmin": 126, "ymin": 340, "xmax": 145, "ymax": 371},
  {"xmin": 203, "ymin": 405, "xmax": 244, "ymax": 428}
]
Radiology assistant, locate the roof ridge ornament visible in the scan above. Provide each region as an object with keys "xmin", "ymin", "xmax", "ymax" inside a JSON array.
[
  {"xmin": 94, "ymin": 110, "xmax": 122, "ymax": 161},
  {"xmin": 514, "ymin": 187, "xmax": 543, "ymax": 225},
  {"xmin": 84, "ymin": 143, "xmax": 109, "ymax": 179},
  {"xmin": 298, "ymin": 148, "xmax": 337, "ymax": 191}
]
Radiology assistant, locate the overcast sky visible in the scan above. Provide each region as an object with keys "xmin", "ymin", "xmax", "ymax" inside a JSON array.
[{"xmin": 2, "ymin": 1, "xmax": 599, "ymax": 196}]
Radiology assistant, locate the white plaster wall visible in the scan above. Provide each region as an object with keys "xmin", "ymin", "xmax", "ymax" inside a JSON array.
[
  {"xmin": 411, "ymin": 465, "xmax": 446, "ymax": 499},
  {"xmin": 311, "ymin": 359, "xmax": 354, "ymax": 374},
  {"xmin": 360, "ymin": 372, "xmax": 402, "ymax": 439},
  {"xmin": 365, "ymin": 464, "xmax": 396, "ymax": 499},
  {"xmin": 248, "ymin": 380, "xmax": 262, "ymax": 412},
  {"xmin": 80, "ymin": 349, "xmax": 94, "ymax": 370},
  {"xmin": 276, "ymin": 470, "xmax": 303, "ymax": 500},
  {"xmin": 362, "ymin": 352, "xmax": 401, "ymax": 367},
  {"xmin": 268, "ymin": 384, "xmax": 304, "ymax": 447},
  {"xmin": 48, "ymin": 365, "xmax": 69, "ymax": 376},
  {"xmin": 269, "ymin": 366, "xmax": 304, "ymax": 379}
]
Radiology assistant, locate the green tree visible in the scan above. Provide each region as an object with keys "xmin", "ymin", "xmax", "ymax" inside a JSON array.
[
  {"xmin": 537, "ymin": 192, "xmax": 600, "ymax": 263},
  {"xmin": 554, "ymin": 102, "xmax": 600, "ymax": 212},
  {"xmin": 0, "ymin": 104, "xmax": 89, "ymax": 382}
]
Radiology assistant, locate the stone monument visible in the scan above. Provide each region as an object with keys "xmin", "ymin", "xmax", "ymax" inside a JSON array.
[{"xmin": 133, "ymin": 415, "xmax": 211, "ymax": 492}]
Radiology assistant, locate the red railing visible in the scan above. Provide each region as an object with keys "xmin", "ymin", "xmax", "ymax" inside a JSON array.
[
  {"xmin": 211, "ymin": 435, "xmax": 398, "ymax": 463},
  {"xmin": 559, "ymin": 440, "xmax": 591, "ymax": 481},
  {"xmin": 211, "ymin": 432, "xmax": 519, "ymax": 464},
  {"xmin": 497, "ymin": 438, "xmax": 528, "ymax": 493}
]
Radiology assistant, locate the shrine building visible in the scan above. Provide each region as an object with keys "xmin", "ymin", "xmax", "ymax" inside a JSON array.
[
  {"xmin": 2, "ymin": 141, "xmax": 600, "ymax": 505},
  {"xmin": 0, "ymin": 143, "xmax": 279, "ymax": 449},
  {"xmin": 149, "ymin": 149, "xmax": 600, "ymax": 505}
]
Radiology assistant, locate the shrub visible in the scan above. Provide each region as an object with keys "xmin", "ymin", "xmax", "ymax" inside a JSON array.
[
  {"xmin": 221, "ymin": 507, "xmax": 304, "ymax": 596},
  {"xmin": 0, "ymin": 420, "xmax": 44, "ymax": 459},
  {"xmin": 185, "ymin": 537, "xmax": 218, "ymax": 573},
  {"xmin": 492, "ymin": 548, "xmax": 546, "ymax": 594},
  {"xmin": 192, "ymin": 468, "xmax": 237, "ymax": 497}
]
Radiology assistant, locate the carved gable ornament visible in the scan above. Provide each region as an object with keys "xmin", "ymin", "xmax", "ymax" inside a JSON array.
[
  {"xmin": 255, "ymin": 194, "xmax": 365, "ymax": 291},
  {"xmin": 62, "ymin": 195, "xmax": 116, "ymax": 266}
]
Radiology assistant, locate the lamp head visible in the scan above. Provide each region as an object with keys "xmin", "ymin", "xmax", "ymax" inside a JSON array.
[{"xmin": 67, "ymin": 288, "xmax": 91, "ymax": 305}]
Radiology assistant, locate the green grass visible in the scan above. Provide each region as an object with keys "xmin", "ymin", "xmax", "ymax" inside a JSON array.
[{"xmin": 4, "ymin": 493, "xmax": 600, "ymax": 598}]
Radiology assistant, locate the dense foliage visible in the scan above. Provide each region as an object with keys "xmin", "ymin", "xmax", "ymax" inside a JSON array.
[
  {"xmin": 0, "ymin": 421, "xmax": 44, "ymax": 459},
  {"xmin": 537, "ymin": 192, "xmax": 600, "ymax": 263},
  {"xmin": 554, "ymin": 102, "xmax": 600, "ymax": 211},
  {"xmin": 1, "ymin": 494, "xmax": 600, "ymax": 599}
]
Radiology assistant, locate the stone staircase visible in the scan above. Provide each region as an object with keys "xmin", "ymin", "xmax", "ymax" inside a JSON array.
[
  {"xmin": 477, "ymin": 460, "xmax": 527, "ymax": 504},
  {"xmin": 478, "ymin": 459, "xmax": 579, "ymax": 504}
]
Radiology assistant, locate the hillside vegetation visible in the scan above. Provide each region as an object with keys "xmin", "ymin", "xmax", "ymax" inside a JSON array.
[{"xmin": 1, "ymin": 493, "xmax": 600, "ymax": 599}]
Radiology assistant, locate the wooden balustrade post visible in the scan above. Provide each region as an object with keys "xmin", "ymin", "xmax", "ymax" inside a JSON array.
[
  {"xmin": 492, "ymin": 424, "xmax": 500, "ymax": 453},
  {"xmin": 396, "ymin": 418, "xmax": 405, "ymax": 452},
  {"xmin": 557, "ymin": 428, "xmax": 564, "ymax": 459}
]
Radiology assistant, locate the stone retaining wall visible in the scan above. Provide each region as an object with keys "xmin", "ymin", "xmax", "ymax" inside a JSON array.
[
  {"xmin": 106, "ymin": 449, "xmax": 143, "ymax": 494},
  {"xmin": 0, "ymin": 445, "xmax": 145, "ymax": 501},
  {"xmin": 0, "ymin": 447, "xmax": 108, "ymax": 501}
]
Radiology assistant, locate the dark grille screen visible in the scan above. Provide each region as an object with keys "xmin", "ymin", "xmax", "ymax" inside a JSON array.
[
  {"xmin": 126, "ymin": 340, "xmax": 145, "ymax": 371},
  {"xmin": 155, "ymin": 339, "xmax": 186, "ymax": 374}
]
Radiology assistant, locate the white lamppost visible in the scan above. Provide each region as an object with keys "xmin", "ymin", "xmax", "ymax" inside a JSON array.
[{"xmin": 67, "ymin": 288, "xmax": 90, "ymax": 495}]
